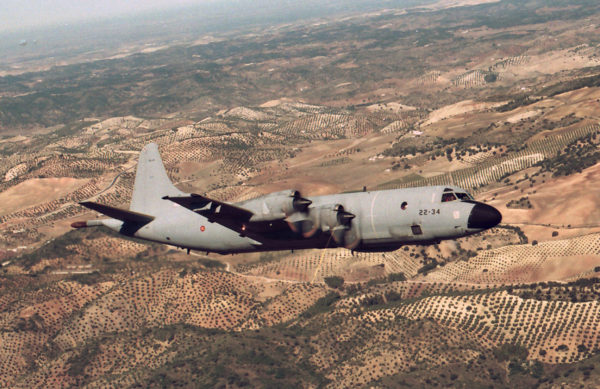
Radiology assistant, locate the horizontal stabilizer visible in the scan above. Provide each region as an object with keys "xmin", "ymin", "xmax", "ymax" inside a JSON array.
[
  {"xmin": 79, "ymin": 201, "xmax": 155, "ymax": 224},
  {"xmin": 163, "ymin": 194, "xmax": 253, "ymax": 221}
]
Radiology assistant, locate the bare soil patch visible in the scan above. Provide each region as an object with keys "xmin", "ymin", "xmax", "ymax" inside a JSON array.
[{"xmin": 0, "ymin": 177, "xmax": 90, "ymax": 216}]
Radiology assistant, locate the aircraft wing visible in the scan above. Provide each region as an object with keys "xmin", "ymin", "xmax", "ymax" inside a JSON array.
[
  {"xmin": 80, "ymin": 201, "xmax": 155, "ymax": 224},
  {"xmin": 163, "ymin": 194, "xmax": 253, "ymax": 221},
  {"xmin": 163, "ymin": 194, "xmax": 293, "ymax": 241}
]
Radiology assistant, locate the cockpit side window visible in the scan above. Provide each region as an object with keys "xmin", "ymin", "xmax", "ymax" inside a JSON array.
[
  {"xmin": 441, "ymin": 192, "xmax": 457, "ymax": 202},
  {"xmin": 455, "ymin": 192, "xmax": 471, "ymax": 201}
]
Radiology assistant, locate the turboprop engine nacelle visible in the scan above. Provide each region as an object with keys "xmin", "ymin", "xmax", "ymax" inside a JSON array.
[
  {"xmin": 319, "ymin": 204, "xmax": 360, "ymax": 249},
  {"xmin": 246, "ymin": 190, "xmax": 312, "ymax": 222},
  {"xmin": 317, "ymin": 204, "xmax": 355, "ymax": 232},
  {"xmin": 288, "ymin": 203, "xmax": 360, "ymax": 249}
]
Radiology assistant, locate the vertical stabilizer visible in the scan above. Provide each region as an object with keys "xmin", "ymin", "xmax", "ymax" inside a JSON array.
[{"xmin": 130, "ymin": 143, "xmax": 186, "ymax": 214}]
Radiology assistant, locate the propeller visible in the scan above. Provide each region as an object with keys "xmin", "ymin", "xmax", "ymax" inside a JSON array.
[
  {"xmin": 327, "ymin": 205, "xmax": 360, "ymax": 249},
  {"xmin": 314, "ymin": 204, "xmax": 359, "ymax": 249},
  {"xmin": 286, "ymin": 212, "xmax": 319, "ymax": 238},
  {"xmin": 287, "ymin": 203, "xmax": 361, "ymax": 249}
]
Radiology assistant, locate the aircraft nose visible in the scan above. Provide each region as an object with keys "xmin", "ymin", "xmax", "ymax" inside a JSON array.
[{"xmin": 468, "ymin": 202, "xmax": 502, "ymax": 229}]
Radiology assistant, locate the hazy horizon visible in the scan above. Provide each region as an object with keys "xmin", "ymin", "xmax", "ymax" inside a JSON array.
[
  {"xmin": 1, "ymin": 0, "xmax": 434, "ymax": 34},
  {"xmin": 0, "ymin": 0, "xmax": 437, "ymax": 71},
  {"xmin": 1, "ymin": 0, "xmax": 208, "ymax": 33}
]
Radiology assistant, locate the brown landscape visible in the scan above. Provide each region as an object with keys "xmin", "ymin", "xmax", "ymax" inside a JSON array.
[{"xmin": 2, "ymin": 0, "xmax": 600, "ymax": 387}]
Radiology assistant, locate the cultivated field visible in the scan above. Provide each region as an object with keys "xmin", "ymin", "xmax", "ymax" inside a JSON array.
[{"xmin": 2, "ymin": 0, "xmax": 600, "ymax": 386}]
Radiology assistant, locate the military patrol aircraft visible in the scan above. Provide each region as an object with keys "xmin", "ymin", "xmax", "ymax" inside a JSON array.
[{"xmin": 72, "ymin": 143, "xmax": 501, "ymax": 254}]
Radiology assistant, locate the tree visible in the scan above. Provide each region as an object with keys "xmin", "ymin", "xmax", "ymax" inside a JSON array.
[
  {"xmin": 388, "ymin": 272, "xmax": 407, "ymax": 282},
  {"xmin": 324, "ymin": 276, "xmax": 344, "ymax": 289},
  {"xmin": 484, "ymin": 73, "xmax": 498, "ymax": 83},
  {"xmin": 493, "ymin": 343, "xmax": 529, "ymax": 362}
]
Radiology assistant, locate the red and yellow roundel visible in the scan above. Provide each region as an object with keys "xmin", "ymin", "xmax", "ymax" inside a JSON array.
[{"xmin": 200, "ymin": 225, "xmax": 206, "ymax": 232}]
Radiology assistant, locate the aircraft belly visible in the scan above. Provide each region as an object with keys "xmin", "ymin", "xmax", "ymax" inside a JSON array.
[
  {"xmin": 136, "ymin": 208, "xmax": 258, "ymax": 251},
  {"xmin": 388, "ymin": 225, "xmax": 414, "ymax": 239}
]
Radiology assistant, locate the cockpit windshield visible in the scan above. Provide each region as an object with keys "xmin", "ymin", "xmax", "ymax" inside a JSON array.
[
  {"xmin": 442, "ymin": 191, "xmax": 473, "ymax": 202},
  {"xmin": 441, "ymin": 193, "xmax": 456, "ymax": 202},
  {"xmin": 455, "ymin": 192, "xmax": 473, "ymax": 201}
]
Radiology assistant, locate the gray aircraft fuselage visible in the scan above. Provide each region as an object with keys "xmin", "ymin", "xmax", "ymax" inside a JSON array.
[{"xmin": 74, "ymin": 143, "xmax": 502, "ymax": 254}]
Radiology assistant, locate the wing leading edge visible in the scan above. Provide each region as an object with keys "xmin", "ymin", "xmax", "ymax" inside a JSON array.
[
  {"xmin": 163, "ymin": 194, "xmax": 253, "ymax": 221},
  {"xmin": 79, "ymin": 201, "xmax": 155, "ymax": 224}
]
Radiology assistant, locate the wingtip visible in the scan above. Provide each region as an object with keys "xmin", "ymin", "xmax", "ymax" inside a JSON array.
[{"xmin": 78, "ymin": 201, "xmax": 95, "ymax": 209}]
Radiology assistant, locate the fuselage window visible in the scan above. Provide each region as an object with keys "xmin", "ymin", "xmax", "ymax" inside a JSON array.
[
  {"xmin": 441, "ymin": 192, "xmax": 457, "ymax": 202},
  {"xmin": 401, "ymin": 201, "xmax": 408, "ymax": 210}
]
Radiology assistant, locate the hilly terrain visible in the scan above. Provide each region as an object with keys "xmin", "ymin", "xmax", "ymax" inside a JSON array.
[{"xmin": 2, "ymin": 0, "xmax": 600, "ymax": 387}]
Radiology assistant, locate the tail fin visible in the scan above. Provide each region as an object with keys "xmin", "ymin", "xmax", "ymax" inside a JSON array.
[{"xmin": 130, "ymin": 143, "xmax": 186, "ymax": 214}]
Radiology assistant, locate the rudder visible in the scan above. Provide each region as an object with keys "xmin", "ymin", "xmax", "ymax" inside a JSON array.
[{"xmin": 130, "ymin": 143, "xmax": 185, "ymax": 214}]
